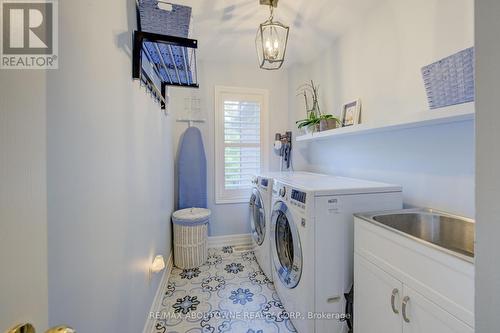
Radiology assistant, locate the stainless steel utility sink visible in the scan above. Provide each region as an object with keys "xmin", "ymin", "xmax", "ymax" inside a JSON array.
[{"xmin": 356, "ymin": 208, "xmax": 475, "ymax": 262}]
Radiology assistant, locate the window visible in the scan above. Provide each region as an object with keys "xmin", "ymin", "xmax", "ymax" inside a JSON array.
[{"xmin": 215, "ymin": 86, "xmax": 268, "ymax": 203}]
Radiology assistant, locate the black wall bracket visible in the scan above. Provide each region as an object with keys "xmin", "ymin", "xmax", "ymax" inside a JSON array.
[{"xmin": 132, "ymin": 30, "xmax": 199, "ymax": 109}]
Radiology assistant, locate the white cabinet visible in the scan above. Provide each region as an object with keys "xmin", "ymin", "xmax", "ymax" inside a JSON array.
[
  {"xmin": 354, "ymin": 217, "xmax": 474, "ymax": 333},
  {"xmin": 401, "ymin": 285, "xmax": 473, "ymax": 333},
  {"xmin": 354, "ymin": 254, "xmax": 402, "ymax": 333}
]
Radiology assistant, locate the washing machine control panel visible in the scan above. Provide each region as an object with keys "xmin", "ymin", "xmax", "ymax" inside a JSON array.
[
  {"xmin": 290, "ymin": 188, "xmax": 307, "ymax": 210},
  {"xmin": 273, "ymin": 182, "xmax": 287, "ymax": 198},
  {"xmin": 291, "ymin": 189, "xmax": 307, "ymax": 204}
]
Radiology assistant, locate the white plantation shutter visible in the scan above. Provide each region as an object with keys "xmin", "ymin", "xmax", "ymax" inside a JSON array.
[
  {"xmin": 215, "ymin": 87, "xmax": 268, "ymax": 203},
  {"xmin": 224, "ymin": 100, "xmax": 261, "ymax": 190}
]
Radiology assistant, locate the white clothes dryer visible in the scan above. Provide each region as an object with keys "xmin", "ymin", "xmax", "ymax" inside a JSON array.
[{"xmin": 270, "ymin": 174, "xmax": 403, "ymax": 333}]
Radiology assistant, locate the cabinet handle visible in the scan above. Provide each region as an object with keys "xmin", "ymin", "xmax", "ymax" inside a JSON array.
[
  {"xmin": 402, "ymin": 296, "xmax": 410, "ymax": 323},
  {"xmin": 390, "ymin": 288, "xmax": 399, "ymax": 314}
]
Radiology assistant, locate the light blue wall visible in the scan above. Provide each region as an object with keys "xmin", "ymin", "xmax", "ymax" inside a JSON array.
[
  {"xmin": 169, "ymin": 62, "xmax": 290, "ymax": 237},
  {"xmin": 297, "ymin": 120, "xmax": 475, "ymax": 218},
  {"xmin": 47, "ymin": 0, "xmax": 174, "ymax": 332},
  {"xmin": 0, "ymin": 71, "xmax": 49, "ymax": 330}
]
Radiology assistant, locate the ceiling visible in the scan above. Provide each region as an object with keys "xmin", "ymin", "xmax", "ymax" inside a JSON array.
[{"xmin": 172, "ymin": 0, "xmax": 381, "ymax": 67}]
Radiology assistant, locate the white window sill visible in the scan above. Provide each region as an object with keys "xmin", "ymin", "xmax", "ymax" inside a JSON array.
[{"xmin": 215, "ymin": 197, "xmax": 250, "ymax": 205}]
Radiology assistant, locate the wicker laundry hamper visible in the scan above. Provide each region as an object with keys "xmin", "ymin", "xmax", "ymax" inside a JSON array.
[{"xmin": 172, "ymin": 208, "xmax": 210, "ymax": 269}]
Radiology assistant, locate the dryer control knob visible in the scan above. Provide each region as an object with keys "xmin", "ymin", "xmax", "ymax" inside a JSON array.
[{"xmin": 279, "ymin": 187, "xmax": 286, "ymax": 197}]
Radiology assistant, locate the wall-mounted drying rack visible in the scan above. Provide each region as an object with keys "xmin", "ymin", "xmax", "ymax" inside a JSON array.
[
  {"xmin": 132, "ymin": 30, "xmax": 199, "ymax": 110},
  {"xmin": 176, "ymin": 118, "xmax": 206, "ymax": 127}
]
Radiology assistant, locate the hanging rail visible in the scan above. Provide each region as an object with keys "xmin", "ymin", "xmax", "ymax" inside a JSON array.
[
  {"xmin": 139, "ymin": 68, "xmax": 167, "ymax": 108},
  {"xmin": 176, "ymin": 118, "xmax": 206, "ymax": 127}
]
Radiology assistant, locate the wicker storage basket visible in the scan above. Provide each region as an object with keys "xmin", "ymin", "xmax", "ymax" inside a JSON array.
[
  {"xmin": 172, "ymin": 208, "xmax": 210, "ymax": 269},
  {"xmin": 421, "ymin": 47, "xmax": 474, "ymax": 109},
  {"xmin": 137, "ymin": 0, "xmax": 191, "ymax": 37}
]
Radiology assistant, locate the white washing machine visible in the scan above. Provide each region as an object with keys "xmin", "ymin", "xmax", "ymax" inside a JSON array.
[
  {"xmin": 250, "ymin": 173, "xmax": 276, "ymax": 281},
  {"xmin": 270, "ymin": 174, "xmax": 403, "ymax": 333},
  {"xmin": 250, "ymin": 172, "xmax": 321, "ymax": 281}
]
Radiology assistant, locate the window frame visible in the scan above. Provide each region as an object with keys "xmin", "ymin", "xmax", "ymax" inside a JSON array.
[{"xmin": 214, "ymin": 85, "xmax": 269, "ymax": 204}]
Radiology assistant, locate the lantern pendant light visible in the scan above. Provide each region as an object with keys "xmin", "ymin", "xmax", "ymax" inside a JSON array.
[{"xmin": 255, "ymin": 0, "xmax": 289, "ymax": 70}]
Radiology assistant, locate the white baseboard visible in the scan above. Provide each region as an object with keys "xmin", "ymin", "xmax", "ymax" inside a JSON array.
[
  {"xmin": 142, "ymin": 252, "xmax": 173, "ymax": 333},
  {"xmin": 208, "ymin": 233, "xmax": 252, "ymax": 248}
]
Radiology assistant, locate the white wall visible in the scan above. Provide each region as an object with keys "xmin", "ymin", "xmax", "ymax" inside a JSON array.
[
  {"xmin": 290, "ymin": 0, "xmax": 474, "ymax": 125},
  {"xmin": 169, "ymin": 61, "xmax": 289, "ymax": 236},
  {"xmin": 0, "ymin": 73, "xmax": 49, "ymax": 330},
  {"xmin": 475, "ymin": 1, "xmax": 500, "ymax": 331},
  {"xmin": 46, "ymin": 0, "xmax": 174, "ymax": 332},
  {"xmin": 289, "ymin": 0, "xmax": 475, "ymax": 217}
]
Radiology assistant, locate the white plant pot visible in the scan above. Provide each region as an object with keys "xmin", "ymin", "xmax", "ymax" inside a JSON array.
[{"xmin": 305, "ymin": 125, "xmax": 319, "ymax": 134}]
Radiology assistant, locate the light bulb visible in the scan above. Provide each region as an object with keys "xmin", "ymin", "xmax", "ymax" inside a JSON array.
[{"xmin": 264, "ymin": 38, "xmax": 279, "ymax": 60}]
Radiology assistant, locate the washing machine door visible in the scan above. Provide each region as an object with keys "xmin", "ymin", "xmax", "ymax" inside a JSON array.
[
  {"xmin": 271, "ymin": 201, "xmax": 303, "ymax": 289},
  {"xmin": 250, "ymin": 187, "xmax": 266, "ymax": 246}
]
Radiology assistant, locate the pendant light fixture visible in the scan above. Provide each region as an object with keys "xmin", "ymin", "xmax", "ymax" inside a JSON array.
[{"xmin": 255, "ymin": 0, "xmax": 289, "ymax": 70}]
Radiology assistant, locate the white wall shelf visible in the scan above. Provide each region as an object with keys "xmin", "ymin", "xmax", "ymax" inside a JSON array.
[{"xmin": 296, "ymin": 103, "xmax": 475, "ymax": 142}]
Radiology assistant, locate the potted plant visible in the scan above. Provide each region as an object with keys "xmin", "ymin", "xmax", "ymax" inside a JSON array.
[
  {"xmin": 296, "ymin": 111, "xmax": 321, "ymax": 134},
  {"xmin": 319, "ymin": 114, "xmax": 340, "ymax": 131},
  {"xmin": 296, "ymin": 80, "xmax": 340, "ymax": 133}
]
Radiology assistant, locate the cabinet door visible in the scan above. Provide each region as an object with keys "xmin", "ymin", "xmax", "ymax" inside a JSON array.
[
  {"xmin": 402, "ymin": 285, "xmax": 473, "ymax": 333},
  {"xmin": 354, "ymin": 254, "xmax": 403, "ymax": 333}
]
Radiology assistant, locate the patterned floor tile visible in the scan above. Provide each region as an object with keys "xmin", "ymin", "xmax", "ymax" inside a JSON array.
[{"xmin": 153, "ymin": 246, "xmax": 296, "ymax": 333}]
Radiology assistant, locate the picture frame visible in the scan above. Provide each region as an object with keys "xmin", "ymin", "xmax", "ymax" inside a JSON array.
[{"xmin": 341, "ymin": 99, "xmax": 361, "ymax": 127}]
